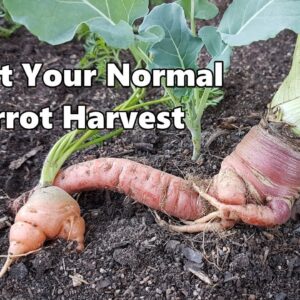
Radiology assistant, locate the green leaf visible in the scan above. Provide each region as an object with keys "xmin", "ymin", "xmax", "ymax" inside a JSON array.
[
  {"xmin": 218, "ymin": 0, "xmax": 300, "ymax": 46},
  {"xmin": 88, "ymin": 19, "xmax": 134, "ymax": 49},
  {"xmin": 136, "ymin": 25, "xmax": 165, "ymax": 52},
  {"xmin": 199, "ymin": 26, "xmax": 232, "ymax": 70},
  {"xmin": 177, "ymin": 0, "xmax": 218, "ymax": 20},
  {"xmin": 140, "ymin": 3, "xmax": 203, "ymax": 69},
  {"xmin": 4, "ymin": 0, "xmax": 149, "ymax": 48}
]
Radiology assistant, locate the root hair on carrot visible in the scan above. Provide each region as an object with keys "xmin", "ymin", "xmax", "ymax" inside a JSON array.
[{"xmin": 0, "ymin": 248, "xmax": 42, "ymax": 258}]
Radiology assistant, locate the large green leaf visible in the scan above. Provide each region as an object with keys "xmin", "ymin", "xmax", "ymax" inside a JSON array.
[
  {"xmin": 199, "ymin": 26, "xmax": 232, "ymax": 70},
  {"xmin": 4, "ymin": 0, "xmax": 149, "ymax": 48},
  {"xmin": 177, "ymin": 0, "xmax": 218, "ymax": 20},
  {"xmin": 218, "ymin": 0, "xmax": 300, "ymax": 46},
  {"xmin": 139, "ymin": 3, "xmax": 203, "ymax": 69}
]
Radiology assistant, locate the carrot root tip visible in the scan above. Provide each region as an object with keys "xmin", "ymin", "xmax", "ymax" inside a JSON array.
[{"xmin": 0, "ymin": 255, "xmax": 15, "ymax": 278}]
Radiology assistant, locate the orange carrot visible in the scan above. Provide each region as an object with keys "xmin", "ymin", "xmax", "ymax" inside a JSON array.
[
  {"xmin": 55, "ymin": 158, "xmax": 209, "ymax": 221},
  {"xmin": 4, "ymin": 122, "xmax": 300, "ymax": 277},
  {"xmin": 0, "ymin": 186, "xmax": 85, "ymax": 277}
]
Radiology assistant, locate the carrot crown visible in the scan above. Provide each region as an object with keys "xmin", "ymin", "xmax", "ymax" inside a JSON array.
[{"xmin": 271, "ymin": 35, "xmax": 300, "ymax": 136}]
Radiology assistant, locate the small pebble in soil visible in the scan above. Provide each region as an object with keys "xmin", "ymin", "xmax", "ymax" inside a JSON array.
[
  {"xmin": 275, "ymin": 292, "xmax": 287, "ymax": 300},
  {"xmin": 71, "ymin": 273, "xmax": 85, "ymax": 287},
  {"xmin": 180, "ymin": 246, "xmax": 203, "ymax": 264},
  {"xmin": 57, "ymin": 288, "xmax": 63, "ymax": 295},
  {"xmin": 96, "ymin": 279, "xmax": 111, "ymax": 291}
]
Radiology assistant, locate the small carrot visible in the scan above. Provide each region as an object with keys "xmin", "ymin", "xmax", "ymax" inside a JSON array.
[
  {"xmin": 0, "ymin": 186, "xmax": 85, "ymax": 277},
  {"xmin": 1, "ymin": 91, "xmax": 166, "ymax": 277}
]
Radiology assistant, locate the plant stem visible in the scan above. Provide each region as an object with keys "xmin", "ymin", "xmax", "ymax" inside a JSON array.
[
  {"xmin": 129, "ymin": 46, "xmax": 143, "ymax": 65},
  {"xmin": 75, "ymin": 128, "xmax": 124, "ymax": 151},
  {"xmin": 190, "ymin": 123, "xmax": 202, "ymax": 161},
  {"xmin": 130, "ymin": 45, "xmax": 152, "ymax": 65},
  {"xmin": 0, "ymin": 24, "xmax": 20, "ymax": 38},
  {"xmin": 114, "ymin": 87, "xmax": 144, "ymax": 111},
  {"xmin": 122, "ymin": 97, "xmax": 170, "ymax": 111},
  {"xmin": 191, "ymin": 0, "xmax": 196, "ymax": 36},
  {"xmin": 185, "ymin": 87, "xmax": 211, "ymax": 161},
  {"xmin": 197, "ymin": 88, "xmax": 211, "ymax": 115},
  {"xmin": 164, "ymin": 85, "xmax": 181, "ymax": 107}
]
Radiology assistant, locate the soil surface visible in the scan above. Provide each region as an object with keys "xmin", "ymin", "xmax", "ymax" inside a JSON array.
[{"xmin": 0, "ymin": 2, "xmax": 300, "ymax": 300}]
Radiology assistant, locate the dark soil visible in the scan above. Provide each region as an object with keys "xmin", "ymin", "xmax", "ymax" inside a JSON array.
[{"xmin": 0, "ymin": 4, "xmax": 300, "ymax": 300}]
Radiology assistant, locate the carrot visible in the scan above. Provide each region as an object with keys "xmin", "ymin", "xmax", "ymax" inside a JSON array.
[
  {"xmin": 50, "ymin": 121, "xmax": 299, "ymax": 230},
  {"xmin": 0, "ymin": 186, "xmax": 85, "ymax": 277},
  {"xmin": 1, "ymin": 90, "xmax": 164, "ymax": 277}
]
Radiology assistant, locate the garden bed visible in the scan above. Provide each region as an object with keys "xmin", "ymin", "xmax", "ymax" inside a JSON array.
[{"xmin": 0, "ymin": 16, "xmax": 299, "ymax": 300}]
